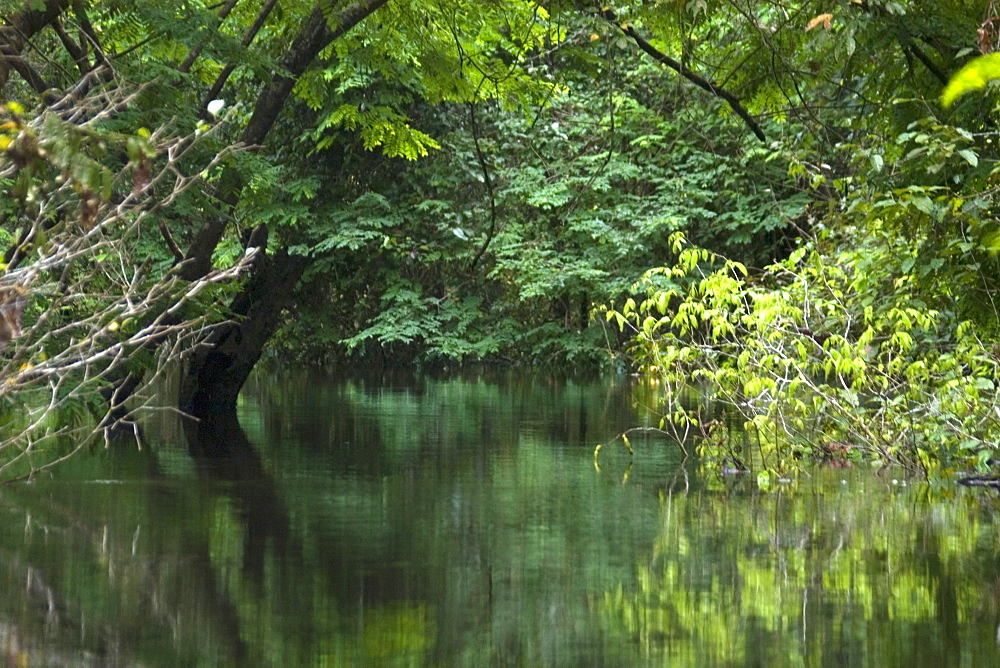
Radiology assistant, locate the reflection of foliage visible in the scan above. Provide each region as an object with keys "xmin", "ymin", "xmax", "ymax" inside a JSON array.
[
  {"xmin": 597, "ymin": 472, "xmax": 1000, "ymax": 665},
  {"xmin": 236, "ymin": 371, "xmax": 678, "ymax": 665},
  {"xmin": 2, "ymin": 373, "xmax": 999, "ymax": 664},
  {"xmin": 360, "ymin": 603, "xmax": 436, "ymax": 662}
]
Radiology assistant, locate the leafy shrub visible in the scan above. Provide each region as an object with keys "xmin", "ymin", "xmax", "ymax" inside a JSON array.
[{"xmin": 606, "ymin": 230, "xmax": 1000, "ymax": 478}]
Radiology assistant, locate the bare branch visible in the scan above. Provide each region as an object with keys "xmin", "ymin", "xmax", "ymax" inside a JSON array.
[{"xmin": 0, "ymin": 85, "xmax": 259, "ymax": 477}]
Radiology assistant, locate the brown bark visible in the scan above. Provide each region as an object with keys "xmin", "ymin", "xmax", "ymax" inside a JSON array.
[
  {"xmin": 0, "ymin": 0, "xmax": 69, "ymax": 94},
  {"xmin": 53, "ymin": 19, "xmax": 87, "ymax": 75},
  {"xmin": 71, "ymin": 0, "xmax": 106, "ymax": 69}
]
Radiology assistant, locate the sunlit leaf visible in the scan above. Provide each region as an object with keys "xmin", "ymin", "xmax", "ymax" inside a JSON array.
[
  {"xmin": 941, "ymin": 53, "xmax": 1000, "ymax": 107},
  {"xmin": 958, "ymin": 149, "xmax": 978, "ymax": 167}
]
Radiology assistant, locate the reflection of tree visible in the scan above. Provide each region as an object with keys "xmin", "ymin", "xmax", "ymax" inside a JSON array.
[
  {"xmin": 0, "ymin": 404, "xmax": 322, "ymax": 664},
  {"xmin": 244, "ymin": 373, "xmax": 690, "ymax": 664},
  {"xmin": 185, "ymin": 412, "xmax": 294, "ymax": 586},
  {"xmin": 184, "ymin": 408, "xmax": 441, "ymax": 664},
  {"xmin": 0, "ymin": 451, "xmax": 250, "ymax": 664},
  {"xmin": 0, "ymin": 373, "xmax": 674, "ymax": 664},
  {"xmin": 25, "ymin": 373, "xmax": 1000, "ymax": 664}
]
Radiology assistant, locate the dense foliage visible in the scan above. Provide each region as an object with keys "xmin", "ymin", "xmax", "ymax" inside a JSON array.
[
  {"xmin": 602, "ymin": 1, "xmax": 1000, "ymax": 477},
  {"xmin": 0, "ymin": 0, "xmax": 999, "ymax": 476}
]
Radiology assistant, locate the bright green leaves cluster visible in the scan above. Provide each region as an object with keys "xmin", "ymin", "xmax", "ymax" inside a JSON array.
[
  {"xmin": 296, "ymin": 0, "xmax": 558, "ymax": 159},
  {"xmin": 942, "ymin": 53, "xmax": 1000, "ymax": 108},
  {"xmin": 0, "ymin": 103, "xmax": 123, "ymax": 230},
  {"xmin": 316, "ymin": 104, "xmax": 440, "ymax": 158},
  {"xmin": 606, "ymin": 228, "xmax": 1000, "ymax": 478}
]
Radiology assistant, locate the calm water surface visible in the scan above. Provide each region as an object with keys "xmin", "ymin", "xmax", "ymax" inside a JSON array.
[{"xmin": 2, "ymin": 370, "xmax": 1000, "ymax": 665}]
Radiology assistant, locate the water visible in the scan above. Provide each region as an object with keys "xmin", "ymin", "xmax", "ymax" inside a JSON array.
[{"xmin": 1, "ymin": 370, "xmax": 999, "ymax": 665}]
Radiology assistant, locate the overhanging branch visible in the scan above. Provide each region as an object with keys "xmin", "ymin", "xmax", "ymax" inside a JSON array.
[
  {"xmin": 602, "ymin": 14, "xmax": 766, "ymax": 142},
  {"xmin": 0, "ymin": 0, "xmax": 68, "ymax": 93},
  {"xmin": 199, "ymin": 0, "xmax": 278, "ymax": 114}
]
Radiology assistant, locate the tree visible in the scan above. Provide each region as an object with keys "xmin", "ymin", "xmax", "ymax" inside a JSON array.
[
  {"xmin": 0, "ymin": 0, "xmax": 563, "ymax": 470},
  {"xmin": 600, "ymin": 1, "xmax": 1000, "ymax": 476}
]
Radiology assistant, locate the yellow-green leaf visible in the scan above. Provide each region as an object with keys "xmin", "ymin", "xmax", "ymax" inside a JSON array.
[{"xmin": 941, "ymin": 53, "xmax": 1000, "ymax": 108}]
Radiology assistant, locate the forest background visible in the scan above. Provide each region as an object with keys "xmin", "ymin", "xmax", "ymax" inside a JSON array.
[{"xmin": 0, "ymin": 0, "xmax": 998, "ymax": 480}]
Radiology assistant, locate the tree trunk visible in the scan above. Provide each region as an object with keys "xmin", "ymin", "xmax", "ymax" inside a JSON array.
[
  {"xmin": 0, "ymin": 0, "xmax": 69, "ymax": 93},
  {"xmin": 177, "ymin": 1, "xmax": 387, "ymax": 421},
  {"xmin": 179, "ymin": 238, "xmax": 310, "ymax": 418}
]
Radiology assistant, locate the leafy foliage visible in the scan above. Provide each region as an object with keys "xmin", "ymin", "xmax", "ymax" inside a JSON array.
[
  {"xmin": 278, "ymin": 52, "xmax": 804, "ymax": 366},
  {"xmin": 607, "ymin": 229, "xmax": 1000, "ymax": 477},
  {"xmin": 2, "ymin": 0, "xmax": 1000, "ymax": 477},
  {"xmin": 942, "ymin": 53, "xmax": 1000, "ymax": 107}
]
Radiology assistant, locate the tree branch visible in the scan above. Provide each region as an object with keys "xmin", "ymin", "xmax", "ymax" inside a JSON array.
[
  {"xmin": 70, "ymin": 0, "xmax": 106, "ymax": 69},
  {"xmin": 179, "ymin": 0, "xmax": 241, "ymax": 74},
  {"xmin": 240, "ymin": 0, "xmax": 391, "ymax": 147},
  {"xmin": 601, "ymin": 12, "xmax": 765, "ymax": 142},
  {"xmin": 158, "ymin": 219, "xmax": 184, "ymax": 265},
  {"xmin": 182, "ymin": 0, "xmax": 390, "ymax": 280},
  {"xmin": 468, "ymin": 100, "xmax": 498, "ymax": 272},
  {"xmin": 0, "ymin": 0, "xmax": 68, "ymax": 93},
  {"xmin": 903, "ymin": 40, "xmax": 948, "ymax": 86},
  {"xmin": 199, "ymin": 0, "xmax": 278, "ymax": 114},
  {"xmin": 53, "ymin": 18, "xmax": 87, "ymax": 74}
]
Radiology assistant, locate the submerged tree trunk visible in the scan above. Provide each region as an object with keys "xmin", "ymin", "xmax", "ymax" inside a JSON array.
[{"xmin": 179, "ymin": 228, "xmax": 310, "ymax": 417}]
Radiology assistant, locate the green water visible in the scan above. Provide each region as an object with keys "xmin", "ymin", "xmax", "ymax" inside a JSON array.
[{"xmin": 1, "ymin": 370, "xmax": 999, "ymax": 665}]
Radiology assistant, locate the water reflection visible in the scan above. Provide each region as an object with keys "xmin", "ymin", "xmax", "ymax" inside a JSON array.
[
  {"xmin": 0, "ymin": 370, "xmax": 997, "ymax": 664},
  {"xmin": 606, "ymin": 472, "xmax": 1000, "ymax": 666}
]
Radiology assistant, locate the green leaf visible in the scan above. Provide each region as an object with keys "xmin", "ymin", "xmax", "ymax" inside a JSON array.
[
  {"xmin": 910, "ymin": 196, "xmax": 934, "ymax": 215},
  {"xmin": 957, "ymin": 149, "xmax": 978, "ymax": 167}
]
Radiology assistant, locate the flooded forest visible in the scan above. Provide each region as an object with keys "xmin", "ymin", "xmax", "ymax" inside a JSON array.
[{"xmin": 1, "ymin": 0, "xmax": 1000, "ymax": 663}]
